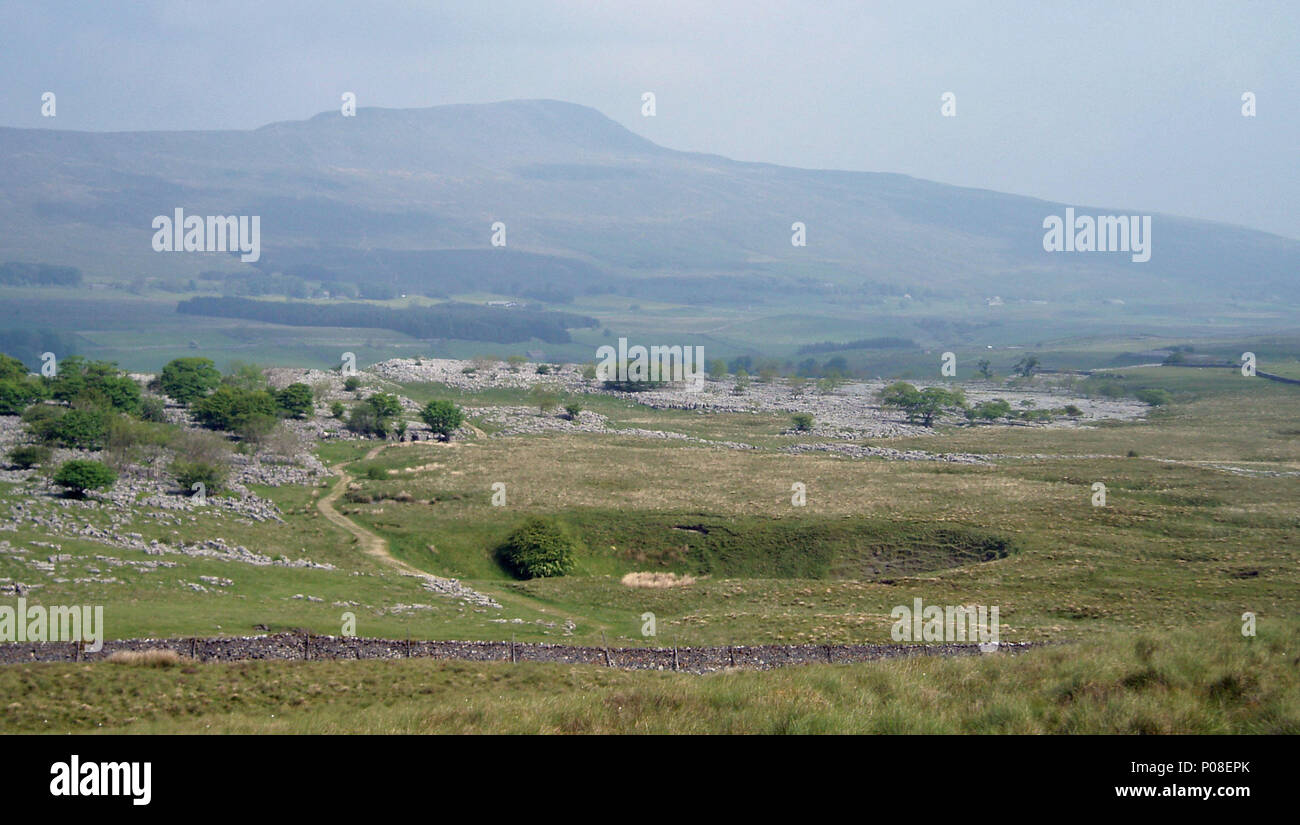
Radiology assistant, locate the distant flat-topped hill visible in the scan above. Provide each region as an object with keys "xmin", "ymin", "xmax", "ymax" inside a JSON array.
[{"xmin": 1, "ymin": 99, "xmax": 1297, "ymax": 306}]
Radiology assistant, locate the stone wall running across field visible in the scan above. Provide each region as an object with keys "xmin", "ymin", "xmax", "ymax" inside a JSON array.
[{"xmin": 0, "ymin": 633, "xmax": 1037, "ymax": 674}]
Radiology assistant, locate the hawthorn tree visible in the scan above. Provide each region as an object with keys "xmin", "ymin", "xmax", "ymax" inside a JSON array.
[
  {"xmin": 159, "ymin": 357, "xmax": 221, "ymax": 404},
  {"xmin": 419, "ymin": 400, "xmax": 464, "ymax": 441},
  {"xmin": 53, "ymin": 459, "xmax": 116, "ymax": 498}
]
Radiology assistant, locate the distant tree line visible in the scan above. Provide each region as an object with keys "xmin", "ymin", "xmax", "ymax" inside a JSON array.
[
  {"xmin": 254, "ymin": 248, "xmax": 605, "ymax": 305},
  {"xmin": 0, "ymin": 262, "xmax": 82, "ymax": 286},
  {"xmin": 796, "ymin": 337, "xmax": 916, "ymax": 355},
  {"xmin": 176, "ymin": 297, "xmax": 598, "ymax": 344}
]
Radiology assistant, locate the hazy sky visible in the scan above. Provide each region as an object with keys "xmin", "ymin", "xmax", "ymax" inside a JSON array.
[{"xmin": 1, "ymin": 0, "xmax": 1296, "ymax": 238}]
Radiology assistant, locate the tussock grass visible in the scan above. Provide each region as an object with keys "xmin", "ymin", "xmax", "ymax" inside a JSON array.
[{"xmin": 4, "ymin": 619, "xmax": 1293, "ymax": 734}]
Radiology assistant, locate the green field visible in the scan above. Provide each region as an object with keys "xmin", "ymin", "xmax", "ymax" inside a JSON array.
[{"xmin": 0, "ymin": 341, "xmax": 1296, "ymax": 733}]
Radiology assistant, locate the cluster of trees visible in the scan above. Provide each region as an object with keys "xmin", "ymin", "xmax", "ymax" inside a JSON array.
[
  {"xmin": 0, "ymin": 351, "xmax": 241, "ymax": 499},
  {"xmin": 879, "ymin": 381, "xmax": 1090, "ymax": 426},
  {"xmin": 177, "ymin": 297, "xmax": 597, "ymax": 344},
  {"xmin": 155, "ymin": 358, "xmax": 316, "ymax": 441},
  {"xmin": 2, "ymin": 355, "xmax": 143, "ymax": 416},
  {"xmin": 341, "ymin": 393, "xmax": 465, "ymax": 441}
]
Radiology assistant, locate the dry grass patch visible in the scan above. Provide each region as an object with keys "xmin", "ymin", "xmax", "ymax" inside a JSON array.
[
  {"xmin": 622, "ymin": 571, "xmax": 697, "ymax": 588},
  {"xmin": 105, "ymin": 649, "xmax": 187, "ymax": 667}
]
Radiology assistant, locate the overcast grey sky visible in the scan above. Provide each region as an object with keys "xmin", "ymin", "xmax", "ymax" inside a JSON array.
[{"xmin": 1, "ymin": 0, "xmax": 1295, "ymax": 238}]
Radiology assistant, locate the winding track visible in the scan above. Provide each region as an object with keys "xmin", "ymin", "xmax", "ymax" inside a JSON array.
[{"xmin": 316, "ymin": 441, "xmax": 501, "ymax": 608}]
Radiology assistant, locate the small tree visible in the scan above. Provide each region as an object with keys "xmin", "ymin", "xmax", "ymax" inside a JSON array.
[
  {"xmin": 276, "ymin": 383, "xmax": 315, "ymax": 418},
  {"xmin": 880, "ymin": 382, "xmax": 965, "ymax": 426},
  {"xmin": 791, "ymin": 412, "xmax": 814, "ymax": 431},
  {"xmin": 530, "ymin": 383, "xmax": 562, "ymax": 413},
  {"xmin": 159, "ymin": 357, "xmax": 221, "ymax": 404},
  {"xmin": 366, "ymin": 392, "xmax": 403, "ymax": 420},
  {"xmin": 139, "ymin": 396, "xmax": 168, "ymax": 423},
  {"xmin": 0, "ymin": 353, "xmax": 30, "ymax": 382},
  {"xmin": 1013, "ymin": 355, "xmax": 1040, "ymax": 377},
  {"xmin": 346, "ymin": 405, "xmax": 388, "ymax": 438},
  {"xmin": 419, "ymin": 400, "xmax": 464, "ymax": 441},
  {"xmin": 976, "ymin": 359, "xmax": 994, "ymax": 380},
  {"xmin": 53, "ymin": 459, "xmax": 116, "ymax": 497},
  {"xmin": 564, "ymin": 403, "xmax": 583, "ymax": 421},
  {"xmin": 7, "ymin": 445, "xmax": 51, "ymax": 469},
  {"xmin": 221, "ymin": 361, "xmax": 267, "ymax": 391},
  {"xmin": 171, "ymin": 459, "xmax": 228, "ymax": 495},
  {"xmin": 193, "ymin": 386, "xmax": 278, "ymax": 432},
  {"xmin": 236, "ymin": 413, "xmax": 279, "ymax": 445},
  {"xmin": 330, "ymin": 401, "xmax": 346, "ymax": 419},
  {"xmin": 966, "ymin": 399, "xmax": 1012, "ymax": 422},
  {"xmin": 913, "ymin": 386, "xmax": 966, "ymax": 426},
  {"xmin": 48, "ymin": 408, "xmax": 111, "ymax": 450},
  {"xmin": 732, "ymin": 369, "xmax": 750, "ymax": 394},
  {"xmin": 499, "ymin": 517, "xmax": 577, "ymax": 579},
  {"xmin": 0, "ymin": 377, "xmax": 47, "ymax": 415},
  {"xmin": 343, "ymin": 376, "xmax": 362, "ymax": 392},
  {"xmin": 880, "ymin": 381, "xmax": 921, "ymax": 411}
]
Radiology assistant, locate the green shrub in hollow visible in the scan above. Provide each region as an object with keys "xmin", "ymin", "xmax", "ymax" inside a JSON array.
[{"xmin": 499, "ymin": 517, "xmax": 578, "ymax": 579}]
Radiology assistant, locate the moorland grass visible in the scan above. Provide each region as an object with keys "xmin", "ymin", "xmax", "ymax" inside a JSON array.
[{"xmin": 2, "ymin": 618, "xmax": 1292, "ymax": 734}]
